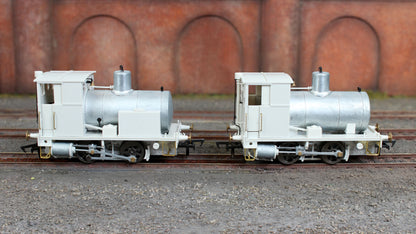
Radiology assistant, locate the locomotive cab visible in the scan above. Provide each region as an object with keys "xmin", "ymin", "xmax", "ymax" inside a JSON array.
[
  {"xmin": 34, "ymin": 71, "xmax": 94, "ymax": 139},
  {"xmin": 233, "ymin": 72, "xmax": 293, "ymax": 142}
]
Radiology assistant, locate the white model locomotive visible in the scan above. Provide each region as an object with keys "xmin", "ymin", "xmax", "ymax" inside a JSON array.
[
  {"xmin": 28, "ymin": 66, "xmax": 189, "ymax": 163},
  {"xmin": 229, "ymin": 69, "xmax": 392, "ymax": 164},
  {"xmin": 27, "ymin": 66, "xmax": 392, "ymax": 165}
]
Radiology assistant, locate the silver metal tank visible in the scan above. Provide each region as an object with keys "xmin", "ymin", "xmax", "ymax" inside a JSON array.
[
  {"xmin": 85, "ymin": 90, "xmax": 173, "ymax": 134},
  {"xmin": 85, "ymin": 68, "xmax": 173, "ymax": 134},
  {"xmin": 290, "ymin": 70, "xmax": 370, "ymax": 132}
]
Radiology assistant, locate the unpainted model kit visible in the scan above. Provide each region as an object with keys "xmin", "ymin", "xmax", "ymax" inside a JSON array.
[
  {"xmin": 229, "ymin": 69, "xmax": 393, "ymax": 165},
  {"xmin": 27, "ymin": 66, "xmax": 189, "ymax": 163},
  {"xmin": 26, "ymin": 66, "xmax": 394, "ymax": 165}
]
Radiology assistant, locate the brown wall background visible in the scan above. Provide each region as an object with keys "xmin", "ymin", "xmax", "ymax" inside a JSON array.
[{"xmin": 1, "ymin": 0, "xmax": 415, "ymax": 95}]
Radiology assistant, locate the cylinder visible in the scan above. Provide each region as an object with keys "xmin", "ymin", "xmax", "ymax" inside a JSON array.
[
  {"xmin": 113, "ymin": 70, "xmax": 132, "ymax": 93},
  {"xmin": 256, "ymin": 144, "xmax": 278, "ymax": 161},
  {"xmin": 290, "ymin": 91, "xmax": 370, "ymax": 132},
  {"xmin": 85, "ymin": 90, "xmax": 173, "ymax": 134},
  {"xmin": 311, "ymin": 71, "xmax": 330, "ymax": 95},
  {"xmin": 51, "ymin": 142, "xmax": 75, "ymax": 157}
]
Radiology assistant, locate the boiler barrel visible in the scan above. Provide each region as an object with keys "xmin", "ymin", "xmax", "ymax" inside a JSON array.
[
  {"xmin": 290, "ymin": 91, "xmax": 370, "ymax": 132},
  {"xmin": 85, "ymin": 90, "xmax": 173, "ymax": 134}
]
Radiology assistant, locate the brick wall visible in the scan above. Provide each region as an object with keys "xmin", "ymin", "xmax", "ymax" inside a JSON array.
[{"xmin": 0, "ymin": 0, "xmax": 415, "ymax": 95}]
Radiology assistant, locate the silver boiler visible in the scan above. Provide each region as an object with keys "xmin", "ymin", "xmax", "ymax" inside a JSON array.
[
  {"xmin": 84, "ymin": 68, "xmax": 173, "ymax": 134},
  {"xmin": 290, "ymin": 70, "xmax": 370, "ymax": 132}
]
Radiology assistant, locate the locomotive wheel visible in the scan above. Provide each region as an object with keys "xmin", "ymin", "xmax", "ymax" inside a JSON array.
[
  {"xmin": 120, "ymin": 141, "xmax": 145, "ymax": 163},
  {"xmin": 277, "ymin": 154, "xmax": 300, "ymax": 165},
  {"xmin": 77, "ymin": 152, "xmax": 93, "ymax": 164},
  {"xmin": 320, "ymin": 142, "xmax": 344, "ymax": 165},
  {"xmin": 276, "ymin": 143, "xmax": 299, "ymax": 165}
]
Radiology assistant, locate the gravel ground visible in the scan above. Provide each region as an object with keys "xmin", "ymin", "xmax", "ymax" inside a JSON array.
[
  {"xmin": 1, "ymin": 167, "xmax": 416, "ymax": 233},
  {"xmin": 0, "ymin": 96, "xmax": 415, "ymax": 232}
]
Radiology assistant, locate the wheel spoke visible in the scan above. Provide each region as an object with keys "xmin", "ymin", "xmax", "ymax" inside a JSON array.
[
  {"xmin": 77, "ymin": 152, "xmax": 93, "ymax": 164},
  {"xmin": 321, "ymin": 142, "xmax": 344, "ymax": 165},
  {"xmin": 276, "ymin": 143, "xmax": 299, "ymax": 165},
  {"xmin": 120, "ymin": 142, "xmax": 145, "ymax": 163}
]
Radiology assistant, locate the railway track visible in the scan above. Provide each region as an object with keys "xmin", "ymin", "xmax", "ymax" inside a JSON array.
[
  {"xmin": 1, "ymin": 109, "xmax": 416, "ymax": 120},
  {"xmin": 1, "ymin": 152, "xmax": 416, "ymax": 169},
  {"xmin": 0, "ymin": 110, "xmax": 234, "ymax": 119},
  {"xmin": 1, "ymin": 109, "xmax": 414, "ymax": 168},
  {"xmin": 371, "ymin": 110, "xmax": 416, "ymax": 120},
  {"xmin": 2, "ymin": 128, "xmax": 416, "ymax": 140},
  {"xmin": 185, "ymin": 129, "xmax": 416, "ymax": 141}
]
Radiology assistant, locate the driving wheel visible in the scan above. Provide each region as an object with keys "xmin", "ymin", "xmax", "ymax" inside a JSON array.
[
  {"xmin": 276, "ymin": 143, "xmax": 299, "ymax": 165},
  {"xmin": 120, "ymin": 141, "xmax": 145, "ymax": 163},
  {"xmin": 320, "ymin": 142, "xmax": 344, "ymax": 165},
  {"xmin": 77, "ymin": 152, "xmax": 93, "ymax": 164}
]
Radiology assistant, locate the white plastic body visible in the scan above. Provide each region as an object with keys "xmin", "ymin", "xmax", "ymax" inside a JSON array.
[
  {"xmin": 231, "ymin": 72, "xmax": 389, "ymax": 161},
  {"xmin": 32, "ymin": 70, "xmax": 188, "ymax": 161}
]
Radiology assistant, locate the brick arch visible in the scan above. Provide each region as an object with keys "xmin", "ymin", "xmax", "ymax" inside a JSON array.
[
  {"xmin": 313, "ymin": 16, "xmax": 380, "ymax": 91},
  {"xmin": 71, "ymin": 15, "xmax": 137, "ymax": 87},
  {"xmin": 175, "ymin": 15, "xmax": 243, "ymax": 94}
]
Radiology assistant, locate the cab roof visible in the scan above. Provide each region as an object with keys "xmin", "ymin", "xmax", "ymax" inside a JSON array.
[
  {"xmin": 235, "ymin": 72, "xmax": 293, "ymax": 85},
  {"xmin": 34, "ymin": 70, "xmax": 96, "ymax": 84}
]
